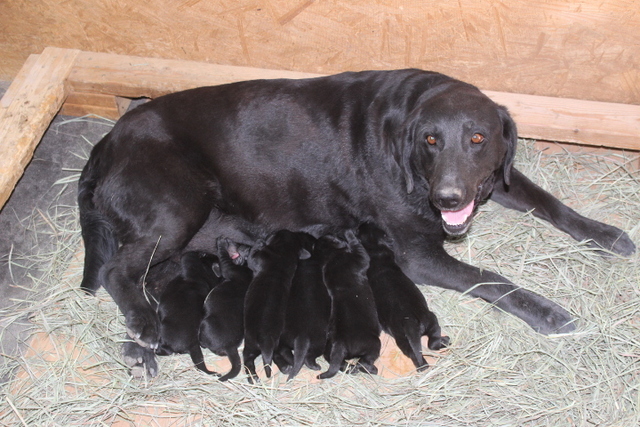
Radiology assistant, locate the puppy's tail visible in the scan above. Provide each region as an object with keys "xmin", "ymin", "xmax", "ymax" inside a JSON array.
[
  {"xmin": 287, "ymin": 337, "xmax": 311, "ymax": 381},
  {"xmin": 77, "ymin": 140, "xmax": 119, "ymax": 295},
  {"xmin": 219, "ymin": 348, "xmax": 242, "ymax": 382},
  {"xmin": 261, "ymin": 339, "xmax": 277, "ymax": 378},
  {"xmin": 189, "ymin": 345, "xmax": 219, "ymax": 376}
]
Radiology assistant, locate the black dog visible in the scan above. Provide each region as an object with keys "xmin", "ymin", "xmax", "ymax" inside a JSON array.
[
  {"xmin": 317, "ymin": 231, "xmax": 381, "ymax": 379},
  {"xmin": 242, "ymin": 230, "xmax": 314, "ymax": 383},
  {"xmin": 155, "ymin": 252, "xmax": 219, "ymax": 374},
  {"xmin": 276, "ymin": 239, "xmax": 331, "ymax": 380},
  {"xmin": 357, "ymin": 222, "xmax": 449, "ymax": 371},
  {"xmin": 199, "ymin": 238, "xmax": 253, "ymax": 381},
  {"xmin": 78, "ymin": 70, "xmax": 635, "ymax": 376}
]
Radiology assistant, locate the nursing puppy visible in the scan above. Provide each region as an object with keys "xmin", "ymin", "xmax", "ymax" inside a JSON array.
[
  {"xmin": 199, "ymin": 238, "xmax": 253, "ymax": 381},
  {"xmin": 155, "ymin": 251, "xmax": 219, "ymax": 374},
  {"xmin": 357, "ymin": 222, "xmax": 449, "ymax": 371},
  {"xmin": 318, "ymin": 231, "xmax": 381, "ymax": 380},
  {"xmin": 277, "ymin": 240, "xmax": 331, "ymax": 380},
  {"xmin": 243, "ymin": 230, "xmax": 314, "ymax": 383}
]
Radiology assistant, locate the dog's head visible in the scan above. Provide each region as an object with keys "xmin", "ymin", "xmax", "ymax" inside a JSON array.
[{"xmin": 400, "ymin": 81, "xmax": 517, "ymax": 236}]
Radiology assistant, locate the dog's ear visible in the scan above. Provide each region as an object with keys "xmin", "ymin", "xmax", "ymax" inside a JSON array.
[
  {"xmin": 498, "ymin": 106, "xmax": 517, "ymax": 186},
  {"xmin": 396, "ymin": 119, "xmax": 416, "ymax": 194}
]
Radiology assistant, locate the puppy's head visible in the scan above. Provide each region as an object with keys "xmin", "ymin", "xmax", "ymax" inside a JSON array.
[
  {"xmin": 400, "ymin": 81, "xmax": 517, "ymax": 236},
  {"xmin": 356, "ymin": 222, "xmax": 394, "ymax": 252},
  {"xmin": 246, "ymin": 230, "xmax": 315, "ymax": 272}
]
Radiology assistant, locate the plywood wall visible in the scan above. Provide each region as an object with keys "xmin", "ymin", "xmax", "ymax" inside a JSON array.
[{"xmin": 1, "ymin": 0, "xmax": 639, "ymax": 104}]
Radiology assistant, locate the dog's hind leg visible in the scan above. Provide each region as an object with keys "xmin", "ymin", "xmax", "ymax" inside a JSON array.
[
  {"xmin": 273, "ymin": 347, "xmax": 293, "ymax": 375},
  {"xmin": 423, "ymin": 313, "xmax": 450, "ymax": 351},
  {"xmin": 394, "ymin": 322, "xmax": 428, "ymax": 371},
  {"xmin": 242, "ymin": 346, "xmax": 261, "ymax": 384}
]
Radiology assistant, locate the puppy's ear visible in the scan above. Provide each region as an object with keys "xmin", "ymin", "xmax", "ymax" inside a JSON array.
[
  {"xmin": 212, "ymin": 262, "xmax": 222, "ymax": 278},
  {"xmin": 498, "ymin": 106, "xmax": 517, "ymax": 186},
  {"xmin": 298, "ymin": 248, "xmax": 311, "ymax": 260}
]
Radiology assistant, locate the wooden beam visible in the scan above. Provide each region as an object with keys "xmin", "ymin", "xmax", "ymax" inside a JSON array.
[
  {"xmin": 484, "ymin": 91, "xmax": 640, "ymax": 151},
  {"xmin": 67, "ymin": 51, "xmax": 323, "ymax": 99},
  {"xmin": 0, "ymin": 47, "xmax": 80, "ymax": 210}
]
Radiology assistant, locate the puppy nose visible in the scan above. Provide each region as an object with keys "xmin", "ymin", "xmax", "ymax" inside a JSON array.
[{"xmin": 434, "ymin": 187, "xmax": 463, "ymax": 210}]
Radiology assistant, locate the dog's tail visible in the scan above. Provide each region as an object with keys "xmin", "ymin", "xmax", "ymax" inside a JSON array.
[
  {"xmin": 287, "ymin": 337, "xmax": 311, "ymax": 381},
  {"xmin": 189, "ymin": 345, "xmax": 219, "ymax": 376},
  {"xmin": 77, "ymin": 140, "xmax": 119, "ymax": 295},
  {"xmin": 260, "ymin": 338, "xmax": 277, "ymax": 378},
  {"xmin": 219, "ymin": 347, "xmax": 242, "ymax": 382}
]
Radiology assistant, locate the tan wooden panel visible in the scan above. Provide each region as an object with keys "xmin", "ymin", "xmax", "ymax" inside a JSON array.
[
  {"xmin": 0, "ymin": 47, "xmax": 80, "ymax": 209},
  {"xmin": 1, "ymin": 0, "xmax": 638, "ymax": 104}
]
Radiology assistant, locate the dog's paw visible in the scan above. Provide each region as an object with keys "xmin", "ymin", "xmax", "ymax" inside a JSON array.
[
  {"xmin": 428, "ymin": 335, "xmax": 450, "ymax": 350},
  {"xmin": 573, "ymin": 218, "xmax": 636, "ymax": 257},
  {"xmin": 122, "ymin": 340, "xmax": 158, "ymax": 378},
  {"xmin": 522, "ymin": 293, "xmax": 576, "ymax": 335},
  {"xmin": 588, "ymin": 225, "xmax": 635, "ymax": 257},
  {"xmin": 500, "ymin": 287, "xmax": 576, "ymax": 335},
  {"xmin": 125, "ymin": 306, "xmax": 160, "ymax": 349}
]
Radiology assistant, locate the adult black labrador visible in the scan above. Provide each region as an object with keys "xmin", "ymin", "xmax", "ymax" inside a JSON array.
[{"xmin": 78, "ymin": 69, "xmax": 635, "ymax": 361}]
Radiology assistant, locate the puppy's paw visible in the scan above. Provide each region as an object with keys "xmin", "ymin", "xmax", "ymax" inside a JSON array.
[
  {"xmin": 122, "ymin": 340, "xmax": 158, "ymax": 378},
  {"xmin": 427, "ymin": 335, "xmax": 450, "ymax": 350},
  {"xmin": 125, "ymin": 306, "xmax": 160, "ymax": 349}
]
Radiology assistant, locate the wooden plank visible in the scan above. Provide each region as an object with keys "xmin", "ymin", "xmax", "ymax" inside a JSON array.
[
  {"xmin": 0, "ymin": 47, "xmax": 80, "ymax": 210},
  {"xmin": 68, "ymin": 51, "xmax": 322, "ymax": 99},
  {"xmin": 68, "ymin": 50, "xmax": 640, "ymax": 151},
  {"xmin": 484, "ymin": 91, "xmax": 640, "ymax": 151}
]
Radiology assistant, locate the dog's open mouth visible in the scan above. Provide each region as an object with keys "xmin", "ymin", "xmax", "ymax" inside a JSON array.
[{"xmin": 441, "ymin": 200, "xmax": 475, "ymax": 236}]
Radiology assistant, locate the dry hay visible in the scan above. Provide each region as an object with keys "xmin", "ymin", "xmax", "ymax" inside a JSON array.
[{"xmin": 0, "ymin": 118, "xmax": 638, "ymax": 426}]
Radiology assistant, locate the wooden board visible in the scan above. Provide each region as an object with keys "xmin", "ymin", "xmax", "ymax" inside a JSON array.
[
  {"xmin": 0, "ymin": 48, "xmax": 79, "ymax": 210},
  {"xmin": 1, "ymin": 0, "xmax": 639, "ymax": 105},
  {"xmin": 0, "ymin": 47, "xmax": 638, "ymax": 212}
]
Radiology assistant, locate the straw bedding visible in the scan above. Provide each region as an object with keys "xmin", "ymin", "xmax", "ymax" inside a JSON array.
[{"xmin": 0, "ymin": 117, "xmax": 638, "ymax": 426}]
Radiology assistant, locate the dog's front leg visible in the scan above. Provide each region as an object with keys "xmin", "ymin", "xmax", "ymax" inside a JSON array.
[
  {"xmin": 491, "ymin": 167, "xmax": 635, "ymax": 256},
  {"xmin": 388, "ymin": 225, "xmax": 576, "ymax": 335}
]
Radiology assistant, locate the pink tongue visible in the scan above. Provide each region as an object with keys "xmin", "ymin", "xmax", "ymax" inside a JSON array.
[{"xmin": 441, "ymin": 201, "xmax": 475, "ymax": 226}]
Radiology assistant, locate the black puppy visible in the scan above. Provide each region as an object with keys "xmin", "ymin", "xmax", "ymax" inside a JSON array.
[
  {"xmin": 199, "ymin": 238, "xmax": 253, "ymax": 381},
  {"xmin": 243, "ymin": 230, "xmax": 314, "ymax": 383},
  {"xmin": 318, "ymin": 230, "xmax": 381, "ymax": 380},
  {"xmin": 276, "ymin": 239, "xmax": 331, "ymax": 380},
  {"xmin": 357, "ymin": 222, "xmax": 449, "ymax": 371},
  {"xmin": 155, "ymin": 251, "xmax": 219, "ymax": 374}
]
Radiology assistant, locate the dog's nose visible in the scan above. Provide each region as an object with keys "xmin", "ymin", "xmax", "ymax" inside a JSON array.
[{"xmin": 434, "ymin": 187, "xmax": 464, "ymax": 210}]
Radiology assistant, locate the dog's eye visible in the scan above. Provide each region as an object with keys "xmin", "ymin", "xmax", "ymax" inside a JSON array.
[
  {"xmin": 471, "ymin": 133, "xmax": 485, "ymax": 144},
  {"xmin": 425, "ymin": 135, "xmax": 437, "ymax": 145}
]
